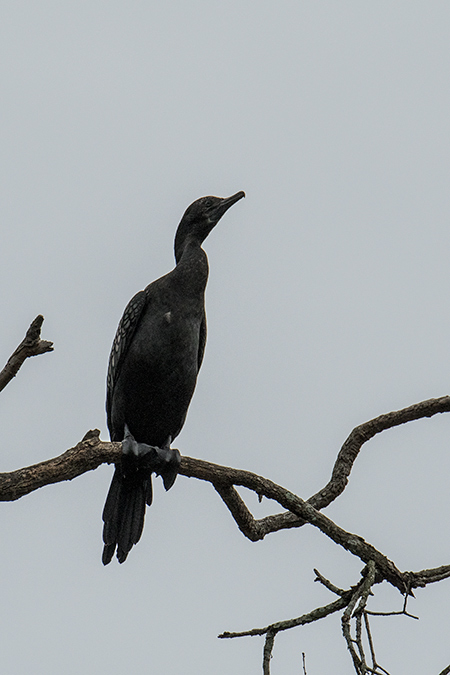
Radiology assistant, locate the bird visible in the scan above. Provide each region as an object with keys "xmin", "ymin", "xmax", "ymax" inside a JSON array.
[{"xmin": 102, "ymin": 191, "xmax": 245, "ymax": 564}]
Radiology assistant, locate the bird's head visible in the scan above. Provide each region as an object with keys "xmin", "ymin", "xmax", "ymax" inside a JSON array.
[{"xmin": 174, "ymin": 191, "xmax": 245, "ymax": 262}]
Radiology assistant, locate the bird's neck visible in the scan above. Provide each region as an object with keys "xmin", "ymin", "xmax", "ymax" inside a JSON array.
[{"xmin": 174, "ymin": 238, "xmax": 209, "ymax": 294}]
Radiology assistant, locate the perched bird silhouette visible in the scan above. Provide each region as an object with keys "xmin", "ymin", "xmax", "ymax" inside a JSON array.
[{"xmin": 102, "ymin": 191, "xmax": 245, "ymax": 564}]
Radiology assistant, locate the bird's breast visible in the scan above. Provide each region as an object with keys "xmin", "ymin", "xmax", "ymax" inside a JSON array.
[{"xmin": 125, "ymin": 303, "xmax": 202, "ymax": 385}]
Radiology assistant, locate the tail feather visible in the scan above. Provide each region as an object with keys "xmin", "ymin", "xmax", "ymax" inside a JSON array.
[
  {"xmin": 145, "ymin": 478, "xmax": 153, "ymax": 506},
  {"xmin": 102, "ymin": 466, "xmax": 152, "ymax": 565},
  {"xmin": 101, "ymin": 429, "xmax": 180, "ymax": 565},
  {"xmin": 102, "ymin": 470, "xmax": 121, "ymax": 541}
]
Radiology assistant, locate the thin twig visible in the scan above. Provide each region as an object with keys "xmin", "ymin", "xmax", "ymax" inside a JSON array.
[
  {"xmin": 355, "ymin": 611, "xmax": 366, "ymax": 670},
  {"xmin": 364, "ymin": 612, "xmax": 377, "ymax": 672},
  {"xmin": 0, "ymin": 316, "xmax": 53, "ymax": 393},
  {"xmin": 218, "ymin": 594, "xmax": 351, "ymax": 639},
  {"xmin": 341, "ymin": 563, "xmax": 377, "ymax": 673},
  {"xmin": 365, "ymin": 609, "xmax": 419, "ymax": 620},
  {"xmin": 341, "ymin": 583, "xmax": 365, "ymax": 672},
  {"xmin": 362, "ymin": 613, "xmax": 394, "ymax": 674},
  {"xmin": 314, "ymin": 568, "xmax": 347, "ymax": 596}
]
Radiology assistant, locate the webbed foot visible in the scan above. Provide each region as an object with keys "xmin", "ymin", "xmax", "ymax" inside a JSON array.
[
  {"xmin": 153, "ymin": 445, "xmax": 181, "ymax": 491},
  {"xmin": 121, "ymin": 425, "xmax": 181, "ymax": 490}
]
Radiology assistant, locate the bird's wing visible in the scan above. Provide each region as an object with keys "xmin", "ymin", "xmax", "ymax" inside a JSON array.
[
  {"xmin": 106, "ymin": 289, "xmax": 147, "ymax": 424},
  {"xmin": 197, "ymin": 312, "xmax": 207, "ymax": 371}
]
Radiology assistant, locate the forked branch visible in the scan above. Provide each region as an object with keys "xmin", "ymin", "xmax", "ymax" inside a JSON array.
[{"xmin": 0, "ymin": 315, "xmax": 53, "ymax": 393}]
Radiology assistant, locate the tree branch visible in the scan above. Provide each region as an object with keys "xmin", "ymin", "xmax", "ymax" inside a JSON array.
[
  {"xmin": 406, "ymin": 564, "xmax": 450, "ymax": 587},
  {"xmin": 235, "ymin": 396, "xmax": 450, "ymax": 538},
  {"xmin": 0, "ymin": 430, "xmax": 120, "ymax": 501},
  {"xmin": 262, "ymin": 629, "xmax": 275, "ymax": 675},
  {"xmin": 314, "ymin": 568, "xmax": 348, "ymax": 596},
  {"xmin": 0, "ymin": 315, "xmax": 53, "ymax": 393},
  {"xmin": 218, "ymin": 594, "xmax": 351, "ymax": 641},
  {"xmin": 310, "ymin": 396, "xmax": 450, "ymax": 511},
  {"xmin": 0, "ymin": 426, "xmax": 448, "ymax": 595},
  {"xmin": 182, "ymin": 455, "xmax": 407, "ymax": 592},
  {"xmin": 1, "ymin": 396, "xmax": 449, "ymax": 672}
]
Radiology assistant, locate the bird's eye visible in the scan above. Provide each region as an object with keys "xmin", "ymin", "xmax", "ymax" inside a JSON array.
[{"xmin": 203, "ymin": 198, "xmax": 213, "ymax": 207}]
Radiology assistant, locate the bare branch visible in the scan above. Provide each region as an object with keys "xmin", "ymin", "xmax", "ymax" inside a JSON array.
[
  {"xmin": 1, "ymin": 312, "xmax": 449, "ymax": 672},
  {"xmin": 406, "ymin": 564, "xmax": 450, "ymax": 587},
  {"xmin": 182, "ymin": 456, "xmax": 407, "ymax": 593},
  {"xmin": 218, "ymin": 594, "xmax": 350, "ymax": 640},
  {"xmin": 213, "ymin": 483, "xmax": 264, "ymax": 542},
  {"xmin": 309, "ymin": 396, "xmax": 450, "ymax": 511},
  {"xmin": 364, "ymin": 612, "xmax": 377, "ymax": 673},
  {"xmin": 314, "ymin": 568, "xmax": 347, "ymax": 596},
  {"xmin": 0, "ymin": 430, "xmax": 120, "ymax": 501},
  {"xmin": 362, "ymin": 613, "xmax": 395, "ymax": 674},
  {"xmin": 210, "ymin": 396, "xmax": 450, "ymax": 540},
  {"xmin": 366, "ymin": 608, "xmax": 419, "ymax": 620},
  {"xmin": 221, "ymin": 563, "xmax": 406, "ymax": 675},
  {"xmin": 341, "ymin": 568, "xmax": 373, "ymax": 673},
  {"xmin": 0, "ymin": 315, "xmax": 53, "ymax": 393},
  {"xmin": 0, "ymin": 413, "xmax": 448, "ymax": 672},
  {"xmin": 0, "ymin": 432, "xmax": 447, "ymax": 595},
  {"xmin": 262, "ymin": 630, "xmax": 275, "ymax": 675}
]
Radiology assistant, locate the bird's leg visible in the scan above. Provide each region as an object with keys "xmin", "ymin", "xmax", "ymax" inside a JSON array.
[
  {"xmin": 154, "ymin": 436, "xmax": 181, "ymax": 491},
  {"xmin": 121, "ymin": 425, "xmax": 181, "ymax": 491},
  {"xmin": 121, "ymin": 424, "xmax": 158, "ymax": 477}
]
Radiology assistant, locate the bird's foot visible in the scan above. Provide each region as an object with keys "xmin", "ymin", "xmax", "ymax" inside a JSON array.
[
  {"xmin": 152, "ymin": 445, "xmax": 181, "ymax": 491},
  {"xmin": 121, "ymin": 425, "xmax": 181, "ymax": 490}
]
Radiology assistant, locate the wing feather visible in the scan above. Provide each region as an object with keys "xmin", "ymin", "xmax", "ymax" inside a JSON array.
[
  {"xmin": 106, "ymin": 290, "xmax": 147, "ymax": 428},
  {"xmin": 197, "ymin": 313, "xmax": 207, "ymax": 371}
]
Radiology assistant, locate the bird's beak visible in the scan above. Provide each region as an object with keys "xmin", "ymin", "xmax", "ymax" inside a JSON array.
[
  {"xmin": 221, "ymin": 191, "xmax": 246, "ymax": 211},
  {"xmin": 211, "ymin": 191, "xmax": 245, "ymax": 221}
]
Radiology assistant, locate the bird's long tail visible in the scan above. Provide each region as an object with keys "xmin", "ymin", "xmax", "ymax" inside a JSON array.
[{"xmin": 102, "ymin": 465, "xmax": 153, "ymax": 565}]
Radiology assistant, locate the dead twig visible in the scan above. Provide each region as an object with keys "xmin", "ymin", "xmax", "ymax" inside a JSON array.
[
  {"xmin": 220, "ymin": 565, "xmax": 390, "ymax": 675},
  {"xmin": 340, "ymin": 563, "xmax": 393, "ymax": 675},
  {"xmin": 341, "ymin": 565, "xmax": 374, "ymax": 673},
  {"xmin": 0, "ymin": 315, "xmax": 53, "ymax": 393},
  {"xmin": 219, "ymin": 594, "xmax": 351, "ymax": 674},
  {"xmin": 314, "ymin": 568, "xmax": 348, "ymax": 596},
  {"xmin": 218, "ymin": 594, "xmax": 351, "ymax": 640},
  {"xmin": 365, "ymin": 609, "xmax": 419, "ymax": 620}
]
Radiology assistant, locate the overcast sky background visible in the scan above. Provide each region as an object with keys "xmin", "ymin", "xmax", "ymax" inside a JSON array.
[{"xmin": 1, "ymin": 2, "xmax": 450, "ymax": 673}]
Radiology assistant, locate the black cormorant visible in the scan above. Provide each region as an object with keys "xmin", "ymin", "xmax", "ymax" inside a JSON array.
[{"xmin": 102, "ymin": 191, "xmax": 245, "ymax": 564}]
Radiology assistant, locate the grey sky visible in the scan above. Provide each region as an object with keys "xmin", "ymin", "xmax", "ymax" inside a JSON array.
[{"xmin": 1, "ymin": 2, "xmax": 450, "ymax": 672}]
